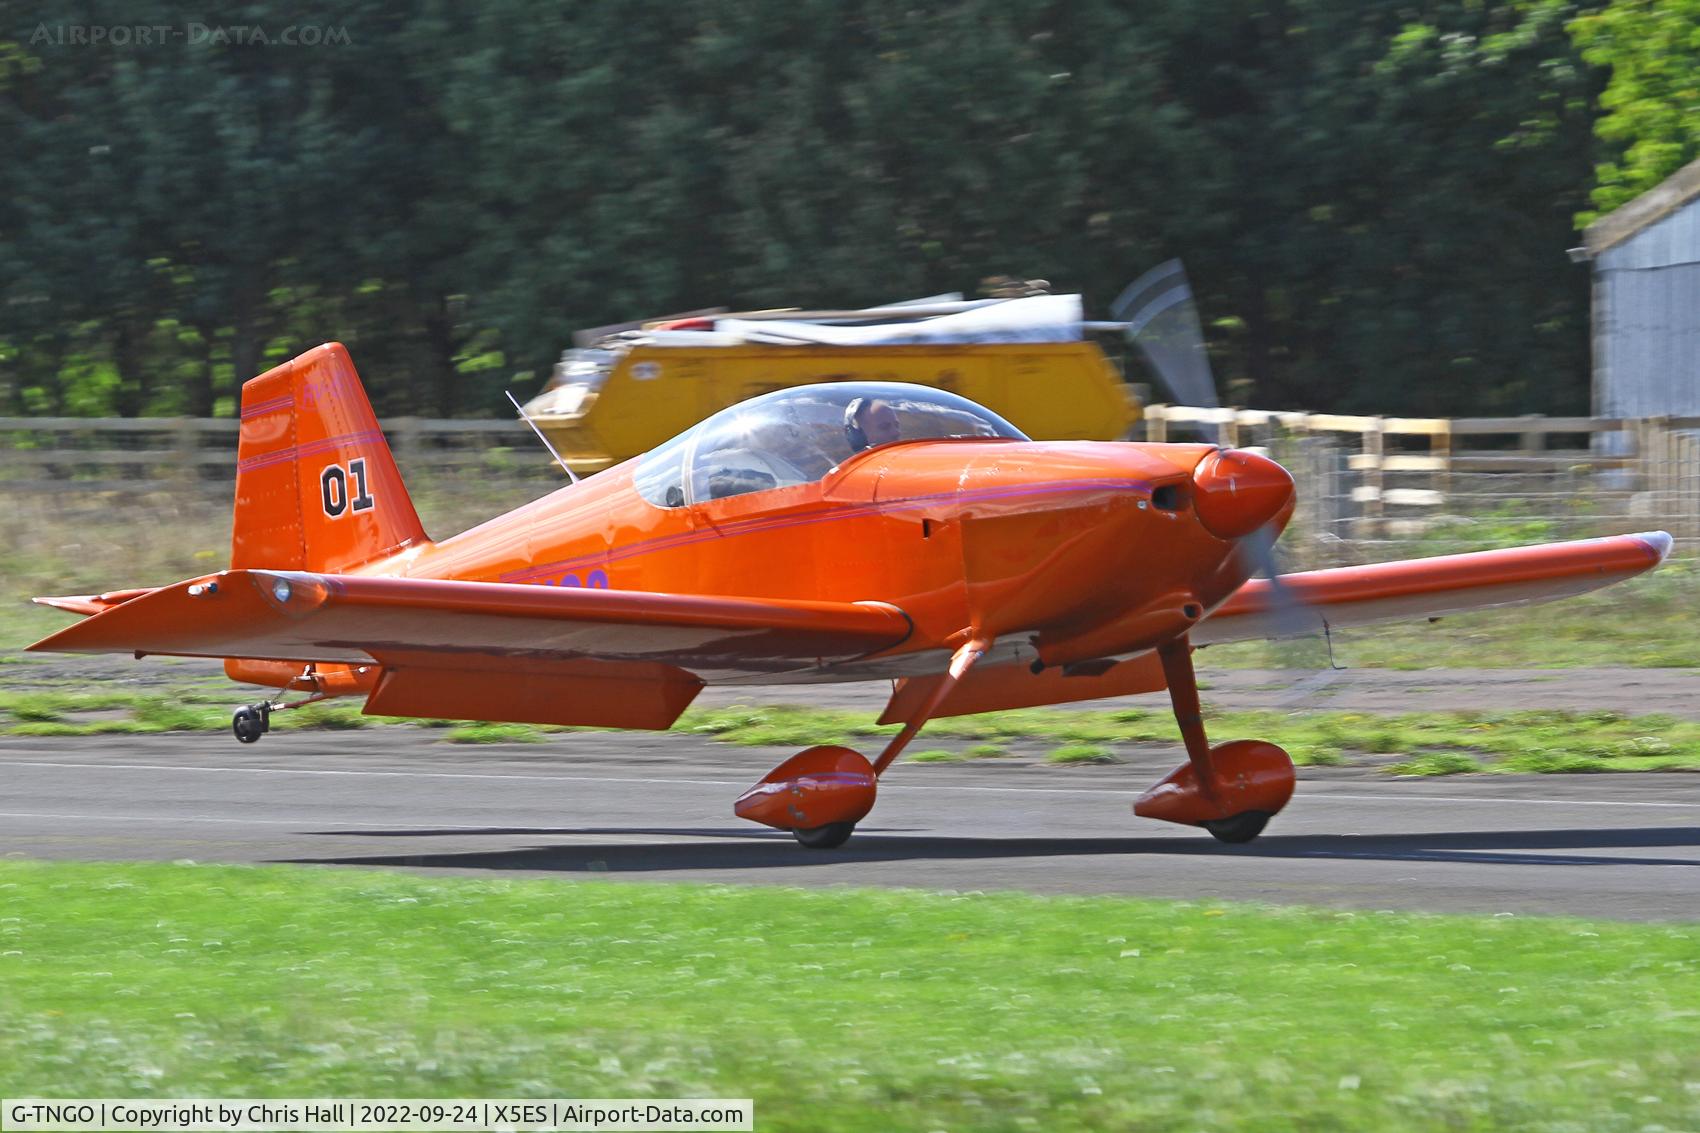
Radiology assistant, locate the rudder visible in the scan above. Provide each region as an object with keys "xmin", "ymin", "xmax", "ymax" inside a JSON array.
[{"xmin": 233, "ymin": 343, "xmax": 427, "ymax": 571}]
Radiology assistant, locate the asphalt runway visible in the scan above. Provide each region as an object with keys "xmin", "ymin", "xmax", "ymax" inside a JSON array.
[{"xmin": 4, "ymin": 728, "xmax": 1698, "ymax": 921}]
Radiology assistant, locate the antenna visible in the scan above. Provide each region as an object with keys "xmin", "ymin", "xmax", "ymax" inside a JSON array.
[{"xmin": 505, "ymin": 390, "xmax": 579, "ymax": 484}]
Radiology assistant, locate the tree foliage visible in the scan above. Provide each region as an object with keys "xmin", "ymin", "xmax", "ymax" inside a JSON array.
[
  {"xmin": 1571, "ymin": 0, "xmax": 1700, "ymax": 224},
  {"xmin": 0, "ymin": 1, "xmax": 1661, "ymax": 419}
]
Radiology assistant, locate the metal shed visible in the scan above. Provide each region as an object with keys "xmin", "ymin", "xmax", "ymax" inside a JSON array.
[{"xmin": 1584, "ymin": 156, "xmax": 1700, "ymax": 419}]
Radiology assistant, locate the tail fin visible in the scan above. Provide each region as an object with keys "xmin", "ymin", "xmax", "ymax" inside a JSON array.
[{"xmin": 233, "ymin": 343, "xmax": 427, "ymax": 572}]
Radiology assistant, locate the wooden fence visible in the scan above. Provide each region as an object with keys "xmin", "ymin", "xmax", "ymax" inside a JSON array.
[{"xmin": 0, "ymin": 416, "xmax": 557, "ymax": 496}]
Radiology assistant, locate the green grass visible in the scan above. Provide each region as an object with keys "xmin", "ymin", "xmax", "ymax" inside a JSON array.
[
  {"xmin": 444, "ymin": 722, "xmax": 553, "ymax": 744},
  {"xmin": 7, "ymin": 691, "xmax": 73, "ymax": 721},
  {"xmin": 131, "ymin": 700, "xmax": 228, "ymax": 731},
  {"xmin": 0, "ymin": 689, "xmax": 369, "ymax": 736},
  {"xmin": 674, "ymin": 706, "xmax": 1700, "ymax": 774},
  {"xmin": 1389, "ymin": 752, "xmax": 1484, "ymax": 777},
  {"xmin": 677, "ymin": 705, "xmax": 888, "ymax": 747},
  {"xmin": 2, "ymin": 861, "xmax": 1699, "ymax": 1131},
  {"xmin": 4, "ymin": 690, "xmax": 1700, "ymax": 776},
  {"xmin": 6, "ymin": 719, "xmax": 155, "ymax": 736},
  {"xmin": 274, "ymin": 702, "xmax": 374, "ymax": 731},
  {"xmin": 1046, "ymin": 742, "xmax": 1118, "ymax": 764},
  {"xmin": 907, "ymin": 743, "xmax": 1008, "ymax": 763}
]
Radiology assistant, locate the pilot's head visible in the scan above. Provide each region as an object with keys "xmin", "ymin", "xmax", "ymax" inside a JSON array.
[{"xmin": 845, "ymin": 397, "xmax": 901, "ymax": 451}]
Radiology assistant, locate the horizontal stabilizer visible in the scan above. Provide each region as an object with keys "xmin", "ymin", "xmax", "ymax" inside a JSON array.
[{"xmin": 32, "ymin": 588, "xmax": 156, "ymax": 617}]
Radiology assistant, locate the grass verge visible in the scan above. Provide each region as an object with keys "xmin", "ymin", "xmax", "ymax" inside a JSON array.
[
  {"xmin": 679, "ymin": 705, "xmax": 1700, "ymax": 774},
  {"xmin": 4, "ymin": 692, "xmax": 1700, "ymax": 775},
  {"xmin": 444, "ymin": 722, "xmax": 552, "ymax": 744},
  {"xmin": 1046, "ymin": 742, "xmax": 1118, "ymax": 764},
  {"xmin": 1, "ymin": 861, "xmax": 1698, "ymax": 1132}
]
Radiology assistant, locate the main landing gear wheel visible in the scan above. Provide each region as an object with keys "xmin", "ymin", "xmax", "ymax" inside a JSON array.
[
  {"xmin": 1203, "ymin": 810, "xmax": 1272, "ymax": 844},
  {"xmin": 793, "ymin": 822, "xmax": 856, "ymax": 850},
  {"xmin": 231, "ymin": 704, "xmax": 271, "ymax": 744}
]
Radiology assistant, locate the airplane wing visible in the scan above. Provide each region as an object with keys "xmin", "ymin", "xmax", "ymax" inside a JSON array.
[
  {"xmin": 28, "ymin": 570, "xmax": 913, "ymax": 729},
  {"xmin": 1193, "ymin": 531, "xmax": 1672, "ymax": 645}
]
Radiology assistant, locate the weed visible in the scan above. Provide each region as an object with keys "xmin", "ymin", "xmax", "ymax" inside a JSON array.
[
  {"xmin": 1046, "ymin": 743, "xmax": 1118, "ymax": 764},
  {"xmin": 1390, "ymin": 752, "xmax": 1482, "ymax": 776},
  {"xmin": 444, "ymin": 722, "xmax": 549, "ymax": 744}
]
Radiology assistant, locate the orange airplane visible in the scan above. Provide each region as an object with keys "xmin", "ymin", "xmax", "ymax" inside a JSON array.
[{"xmin": 30, "ymin": 344, "xmax": 1673, "ymax": 847}]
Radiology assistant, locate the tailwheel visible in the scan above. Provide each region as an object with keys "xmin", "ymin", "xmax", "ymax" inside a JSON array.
[
  {"xmin": 1202, "ymin": 810, "xmax": 1272, "ymax": 844},
  {"xmin": 231, "ymin": 703, "xmax": 271, "ymax": 744},
  {"xmin": 793, "ymin": 822, "xmax": 856, "ymax": 850}
]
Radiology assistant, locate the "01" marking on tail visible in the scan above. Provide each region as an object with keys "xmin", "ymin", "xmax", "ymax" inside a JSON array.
[{"xmin": 321, "ymin": 458, "xmax": 376, "ymax": 518}]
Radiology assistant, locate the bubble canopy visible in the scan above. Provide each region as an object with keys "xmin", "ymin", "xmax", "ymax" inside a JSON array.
[{"xmin": 633, "ymin": 382, "xmax": 1029, "ymax": 507}]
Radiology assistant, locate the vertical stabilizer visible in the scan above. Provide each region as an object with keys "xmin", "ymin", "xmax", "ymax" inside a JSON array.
[{"xmin": 232, "ymin": 343, "xmax": 427, "ymax": 571}]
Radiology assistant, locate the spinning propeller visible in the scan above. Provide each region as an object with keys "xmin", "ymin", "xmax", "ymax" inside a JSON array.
[
  {"xmin": 1111, "ymin": 259, "xmax": 1220, "ymax": 411},
  {"xmin": 1114, "ymin": 261, "xmax": 1320, "ymax": 642}
]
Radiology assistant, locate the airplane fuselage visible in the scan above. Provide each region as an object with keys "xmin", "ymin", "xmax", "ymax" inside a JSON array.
[{"xmin": 373, "ymin": 438, "xmax": 1285, "ymax": 676}]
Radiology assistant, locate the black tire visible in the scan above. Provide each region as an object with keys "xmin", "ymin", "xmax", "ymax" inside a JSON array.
[
  {"xmin": 232, "ymin": 706, "xmax": 266, "ymax": 744},
  {"xmin": 793, "ymin": 822, "xmax": 855, "ymax": 850},
  {"xmin": 1203, "ymin": 810, "xmax": 1271, "ymax": 844}
]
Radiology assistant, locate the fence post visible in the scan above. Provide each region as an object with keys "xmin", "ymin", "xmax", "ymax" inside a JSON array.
[
  {"xmin": 1690, "ymin": 430, "xmax": 1700, "ymax": 543},
  {"xmin": 1220, "ymin": 409, "xmax": 1241, "ymax": 449},
  {"xmin": 1683, "ymin": 429, "xmax": 1698, "ymax": 541},
  {"xmin": 1686, "ymin": 428, "xmax": 1700, "ymax": 544},
  {"xmin": 1357, "ymin": 418, "xmax": 1385, "ymax": 539},
  {"xmin": 1652, "ymin": 416, "xmax": 1672, "ymax": 516},
  {"xmin": 1304, "ymin": 429, "xmax": 1343, "ymax": 566},
  {"xmin": 172, "ymin": 417, "xmax": 199, "ymax": 486},
  {"xmin": 391, "ymin": 416, "xmax": 423, "ymax": 468},
  {"xmin": 1520, "ymin": 414, "xmax": 1545, "ymax": 460},
  {"xmin": 1631, "ymin": 418, "xmax": 1649, "ymax": 494},
  {"xmin": 1146, "ymin": 405, "xmax": 1167, "ymax": 444},
  {"xmin": 1434, "ymin": 418, "xmax": 1453, "ymax": 503}
]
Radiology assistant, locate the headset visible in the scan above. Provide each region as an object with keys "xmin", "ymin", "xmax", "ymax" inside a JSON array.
[{"xmin": 843, "ymin": 397, "xmax": 869, "ymax": 452}]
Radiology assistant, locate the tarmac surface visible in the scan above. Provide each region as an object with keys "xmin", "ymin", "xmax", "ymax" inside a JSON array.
[{"xmin": 4, "ymin": 724, "xmax": 1698, "ymax": 921}]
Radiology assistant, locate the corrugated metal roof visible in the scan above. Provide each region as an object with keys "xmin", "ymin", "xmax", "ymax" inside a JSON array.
[
  {"xmin": 1597, "ymin": 201, "xmax": 1700, "ymax": 271},
  {"xmin": 1585, "ymin": 155, "xmax": 1700, "ymax": 256}
]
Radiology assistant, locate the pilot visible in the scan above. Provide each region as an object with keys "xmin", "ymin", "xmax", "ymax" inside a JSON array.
[{"xmin": 844, "ymin": 397, "xmax": 901, "ymax": 452}]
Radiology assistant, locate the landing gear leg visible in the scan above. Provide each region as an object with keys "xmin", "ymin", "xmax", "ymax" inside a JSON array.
[
  {"xmin": 1133, "ymin": 635, "xmax": 1295, "ymax": 842},
  {"xmin": 736, "ymin": 636, "xmax": 992, "ymax": 849}
]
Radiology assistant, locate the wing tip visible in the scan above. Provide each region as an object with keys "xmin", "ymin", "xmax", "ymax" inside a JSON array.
[
  {"xmin": 1631, "ymin": 530, "xmax": 1674, "ymax": 566},
  {"xmin": 33, "ymin": 594, "xmax": 99, "ymax": 615}
]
